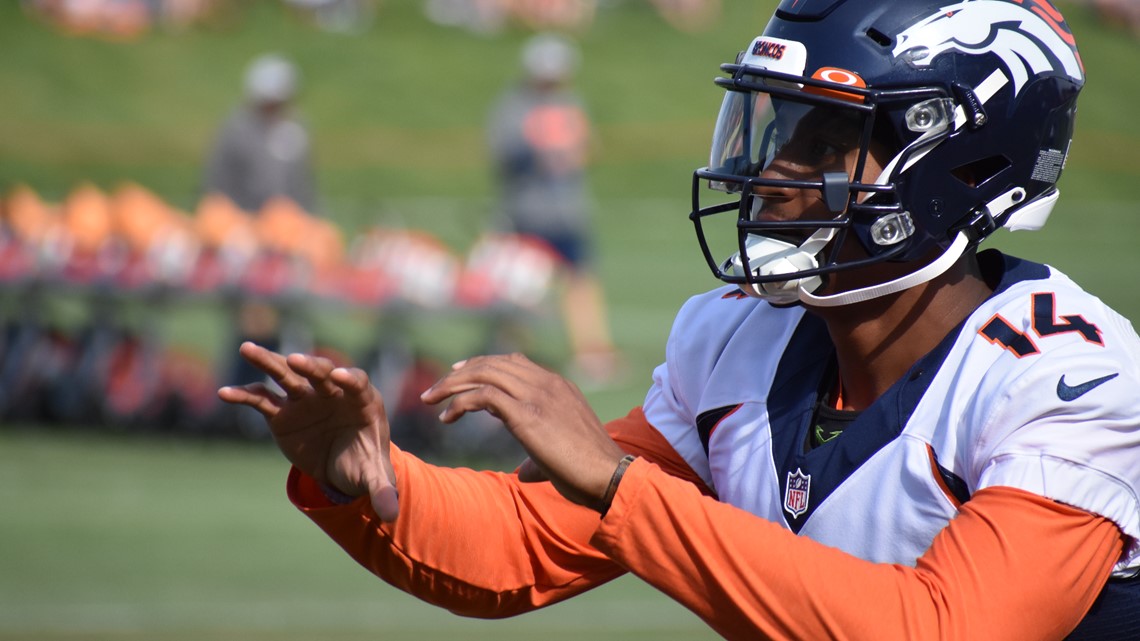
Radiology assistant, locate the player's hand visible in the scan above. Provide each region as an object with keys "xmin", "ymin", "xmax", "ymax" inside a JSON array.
[
  {"xmin": 420, "ymin": 353, "xmax": 627, "ymax": 511},
  {"xmin": 217, "ymin": 342, "xmax": 400, "ymax": 521}
]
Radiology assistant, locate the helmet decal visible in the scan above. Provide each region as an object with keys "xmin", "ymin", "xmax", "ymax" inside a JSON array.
[
  {"xmin": 810, "ymin": 67, "xmax": 865, "ymax": 87},
  {"xmin": 752, "ymin": 39, "xmax": 790, "ymax": 60},
  {"xmin": 805, "ymin": 67, "xmax": 867, "ymax": 103},
  {"xmin": 741, "ymin": 36, "xmax": 807, "ymax": 75},
  {"xmin": 892, "ymin": 0, "xmax": 1082, "ymax": 95}
]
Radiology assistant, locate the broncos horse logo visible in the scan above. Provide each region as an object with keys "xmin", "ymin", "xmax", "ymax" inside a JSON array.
[{"xmin": 892, "ymin": 0, "xmax": 1082, "ymax": 95}]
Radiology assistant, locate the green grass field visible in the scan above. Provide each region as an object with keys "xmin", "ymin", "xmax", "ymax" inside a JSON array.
[
  {"xmin": 1, "ymin": 0, "xmax": 1139, "ymax": 638},
  {"xmin": 0, "ymin": 428, "xmax": 719, "ymax": 641}
]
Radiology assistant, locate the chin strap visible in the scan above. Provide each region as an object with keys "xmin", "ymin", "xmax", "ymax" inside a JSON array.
[
  {"xmin": 732, "ymin": 147, "xmax": 1047, "ymax": 308},
  {"xmin": 797, "ymin": 232, "xmax": 971, "ymax": 308},
  {"xmin": 795, "ymin": 183, "xmax": 1048, "ymax": 308}
]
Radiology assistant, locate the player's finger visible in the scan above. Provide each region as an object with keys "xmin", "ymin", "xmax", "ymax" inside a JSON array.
[
  {"xmin": 328, "ymin": 365, "xmax": 371, "ymax": 394},
  {"xmin": 217, "ymin": 382, "xmax": 284, "ymax": 418},
  {"xmin": 238, "ymin": 342, "xmax": 311, "ymax": 400},
  {"xmin": 328, "ymin": 366, "xmax": 385, "ymax": 409},
  {"xmin": 418, "ymin": 380, "xmax": 485, "ymax": 405},
  {"xmin": 421, "ymin": 354, "xmax": 535, "ymax": 406},
  {"xmin": 470, "ymin": 352, "xmax": 546, "ymax": 380},
  {"xmin": 437, "ymin": 384, "xmax": 519, "ymax": 426},
  {"xmin": 286, "ymin": 352, "xmax": 341, "ymax": 398}
]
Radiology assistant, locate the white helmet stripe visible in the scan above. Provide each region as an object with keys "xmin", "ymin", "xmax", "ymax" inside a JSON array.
[{"xmin": 894, "ymin": 68, "xmax": 1009, "ymax": 176}]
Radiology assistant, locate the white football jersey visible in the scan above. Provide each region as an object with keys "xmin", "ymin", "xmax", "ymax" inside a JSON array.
[{"xmin": 644, "ymin": 251, "xmax": 1140, "ymax": 576}]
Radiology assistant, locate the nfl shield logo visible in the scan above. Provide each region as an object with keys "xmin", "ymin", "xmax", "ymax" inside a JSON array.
[{"xmin": 784, "ymin": 468, "xmax": 811, "ymax": 518}]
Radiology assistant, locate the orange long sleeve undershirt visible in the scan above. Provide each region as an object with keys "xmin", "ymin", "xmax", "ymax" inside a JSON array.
[
  {"xmin": 290, "ymin": 407, "xmax": 1124, "ymax": 639},
  {"xmin": 290, "ymin": 407, "xmax": 701, "ymax": 616}
]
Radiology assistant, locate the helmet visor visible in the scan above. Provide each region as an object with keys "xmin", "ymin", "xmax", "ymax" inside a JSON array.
[
  {"xmin": 708, "ymin": 90, "xmax": 774, "ymax": 191},
  {"xmin": 707, "ymin": 89, "xmax": 872, "ymax": 193}
]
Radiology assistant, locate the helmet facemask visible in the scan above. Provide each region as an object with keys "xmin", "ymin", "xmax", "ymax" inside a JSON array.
[{"xmin": 691, "ymin": 63, "xmax": 947, "ymax": 305}]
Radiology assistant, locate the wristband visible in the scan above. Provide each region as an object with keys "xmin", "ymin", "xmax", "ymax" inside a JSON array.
[
  {"xmin": 597, "ymin": 454, "xmax": 636, "ymax": 517},
  {"xmin": 319, "ymin": 482, "xmax": 358, "ymax": 506}
]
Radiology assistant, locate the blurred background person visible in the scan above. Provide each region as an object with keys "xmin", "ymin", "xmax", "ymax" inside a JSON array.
[
  {"xmin": 1089, "ymin": 0, "xmax": 1140, "ymax": 36},
  {"xmin": 201, "ymin": 52, "xmax": 319, "ymax": 436},
  {"xmin": 282, "ymin": 0, "xmax": 379, "ymax": 34},
  {"xmin": 486, "ymin": 32, "xmax": 622, "ymax": 386},
  {"xmin": 650, "ymin": 0, "xmax": 721, "ymax": 32},
  {"xmin": 202, "ymin": 52, "xmax": 317, "ymax": 216}
]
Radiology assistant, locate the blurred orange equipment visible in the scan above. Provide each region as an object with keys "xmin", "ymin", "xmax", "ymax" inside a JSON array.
[
  {"xmin": 111, "ymin": 182, "xmax": 179, "ymax": 254},
  {"xmin": 4, "ymin": 184, "xmax": 60, "ymax": 244},
  {"xmin": 256, "ymin": 196, "xmax": 314, "ymax": 257},
  {"xmin": 62, "ymin": 182, "xmax": 115, "ymax": 256},
  {"xmin": 194, "ymin": 193, "xmax": 258, "ymax": 253}
]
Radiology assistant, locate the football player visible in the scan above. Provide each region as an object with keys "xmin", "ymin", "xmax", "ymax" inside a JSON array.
[{"xmin": 219, "ymin": 0, "xmax": 1140, "ymax": 638}]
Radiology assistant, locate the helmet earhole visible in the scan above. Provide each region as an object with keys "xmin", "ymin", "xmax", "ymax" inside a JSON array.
[{"xmin": 951, "ymin": 155, "xmax": 1012, "ymax": 188}]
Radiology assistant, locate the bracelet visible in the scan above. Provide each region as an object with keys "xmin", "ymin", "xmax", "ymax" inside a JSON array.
[{"xmin": 597, "ymin": 454, "xmax": 636, "ymax": 517}]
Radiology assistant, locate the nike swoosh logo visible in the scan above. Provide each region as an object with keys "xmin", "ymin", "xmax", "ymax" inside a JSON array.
[{"xmin": 1057, "ymin": 373, "xmax": 1119, "ymax": 402}]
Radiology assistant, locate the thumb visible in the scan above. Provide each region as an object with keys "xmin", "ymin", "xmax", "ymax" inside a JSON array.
[
  {"xmin": 517, "ymin": 457, "xmax": 549, "ymax": 484},
  {"xmin": 370, "ymin": 484, "xmax": 399, "ymax": 522},
  {"xmin": 366, "ymin": 466, "xmax": 400, "ymax": 522}
]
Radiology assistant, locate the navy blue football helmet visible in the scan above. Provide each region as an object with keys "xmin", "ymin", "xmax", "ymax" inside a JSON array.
[{"xmin": 690, "ymin": 0, "xmax": 1084, "ymax": 306}]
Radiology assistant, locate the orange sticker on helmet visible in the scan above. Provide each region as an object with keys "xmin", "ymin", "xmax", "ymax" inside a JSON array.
[{"xmin": 805, "ymin": 67, "xmax": 867, "ymax": 103}]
